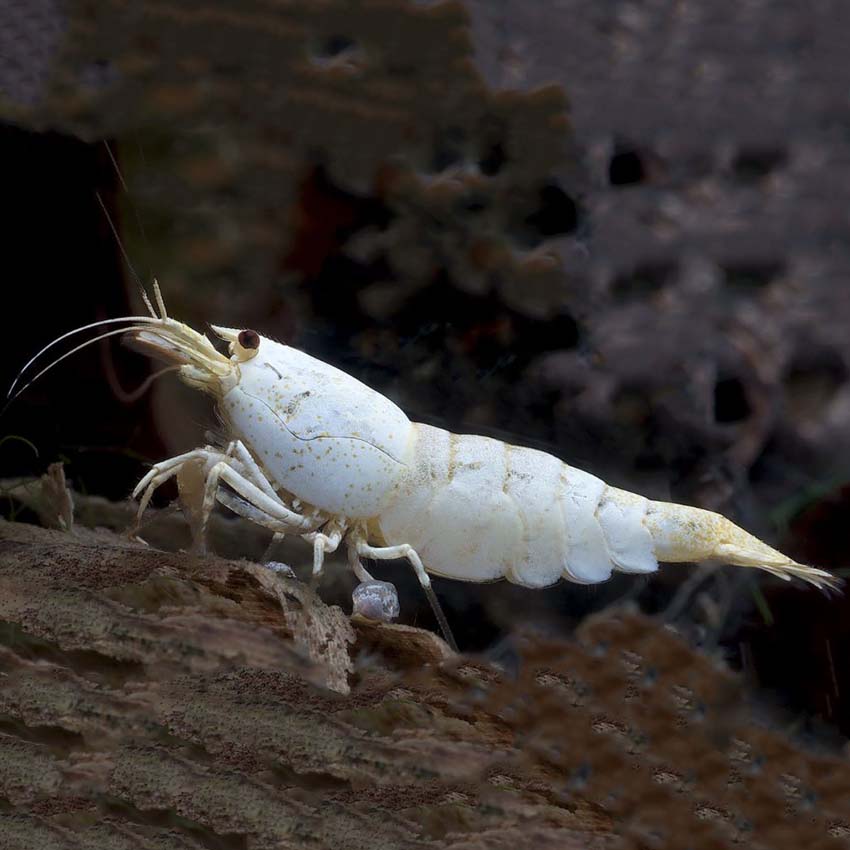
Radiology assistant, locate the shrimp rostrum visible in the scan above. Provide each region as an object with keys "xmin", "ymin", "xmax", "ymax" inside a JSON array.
[{"xmin": 12, "ymin": 283, "xmax": 839, "ymax": 648}]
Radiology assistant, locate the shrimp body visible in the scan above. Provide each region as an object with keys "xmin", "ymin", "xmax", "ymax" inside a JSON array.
[
  {"xmin": 12, "ymin": 283, "xmax": 836, "ymax": 650},
  {"xmin": 210, "ymin": 327, "xmax": 833, "ymax": 593},
  {"xmin": 375, "ymin": 424, "xmax": 825, "ymax": 589},
  {"xmin": 216, "ymin": 339, "xmax": 657, "ymax": 589}
]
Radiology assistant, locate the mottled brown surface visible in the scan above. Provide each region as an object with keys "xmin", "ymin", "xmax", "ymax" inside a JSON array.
[{"xmin": 1, "ymin": 516, "xmax": 848, "ymax": 849}]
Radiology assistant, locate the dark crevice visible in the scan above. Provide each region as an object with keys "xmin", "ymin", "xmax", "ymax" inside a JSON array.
[
  {"xmin": 722, "ymin": 261, "xmax": 784, "ymax": 291},
  {"xmin": 509, "ymin": 182, "xmax": 581, "ymax": 249},
  {"xmin": 714, "ymin": 376, "xmax": 752, "ymax": 423},
  {"xmin": 609, "ymin": 147, "xmax": 646, "ymax": 186},
  {"xmin": 514, "ymin": 311, "xmax": 580, "ymax": 352},
  {"xmin": 460, "ymin": 192, "xmax": 489, "ymax": 214},
  {"xmin": 731, "ymin": 148, "xmax": 787, "ymax": 182},
  {"xmin": 0, "ymin": 716, "xmax": 86, "ymax": 756},
  {"xmin": 0, "ymin": 620, "xmax": 146, "ymax": 687},
  {"xmin": 478, "ymin": 141, "xmax": 506, "ymax": 175},
  {"xmin": 524, "ymin": 182, "xmax": 580, "ymax": 237},
  {"xmin": 98, "ymin": 797, "xmax": 249, "ymax": 850},
  {"xmin": 610, "ymin": 262, "xmax": 676, "ymax": 299},
  {"xmin": 315, "ymin": 34, "xmax": 357, "ymax": 57},
  {"xmin": 269, "ymin": 762, "xmax": 353, "ymax": 793}
]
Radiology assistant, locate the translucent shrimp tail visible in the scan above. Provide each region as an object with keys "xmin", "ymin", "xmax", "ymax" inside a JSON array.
[{"xmin": 644, "ymin": 501, "xmax": 842, "ymax": 592}]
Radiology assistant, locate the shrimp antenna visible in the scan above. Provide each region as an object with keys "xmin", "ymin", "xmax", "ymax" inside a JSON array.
[
  {"xmin": 153, "ymin": 279, "xmax": 168, "ymax": 320},
  {"xmin": 102, "ymin": 140, "xmax": 160, "ymax": 316},
  {"xmin": 6, "ymin": 315, "xmax": 161, "ymax": 401},
  {"xmin": 102, "ymin": 140, "xmax": 153, "ymax": 258},
  {"xmin": 5, "ymin": 325, "xmax": 152, "ymax": 411},
  {"xmin": 95, "ymin": 189, "xmax": 157, "ymax": 319},
  {"xmin": 109, "ymin": 363, "xmax": 183, "ymax": 404}
]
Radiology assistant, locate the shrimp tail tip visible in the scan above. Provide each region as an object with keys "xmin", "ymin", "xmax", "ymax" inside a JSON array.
[
  {"xmin": 646, "ymin": 501, "xmax": 842, "ymax": 592},
  {"xmin": 714, "ymin": 542, "xmax": 843, "ymax": 592}
]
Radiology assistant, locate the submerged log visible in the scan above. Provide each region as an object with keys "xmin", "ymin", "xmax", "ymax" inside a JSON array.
[{"xmin": 0, "ymin": 516, "xmax": 847, "ymax": 849}]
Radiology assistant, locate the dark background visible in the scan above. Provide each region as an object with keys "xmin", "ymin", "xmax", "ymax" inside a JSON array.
[{"xmin": 1, "ymin": 0, "xmax": 849, "ymax": 736}]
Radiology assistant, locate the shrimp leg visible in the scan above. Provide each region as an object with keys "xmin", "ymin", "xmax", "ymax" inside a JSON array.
[{"xmin": 354, "ymin": 537, "xmax": 457, "ymax": 652}]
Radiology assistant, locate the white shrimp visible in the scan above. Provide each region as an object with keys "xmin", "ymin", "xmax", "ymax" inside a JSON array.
[{"xmin": 10, "ymin": 283, "xmax": 839, "ymax": 649}]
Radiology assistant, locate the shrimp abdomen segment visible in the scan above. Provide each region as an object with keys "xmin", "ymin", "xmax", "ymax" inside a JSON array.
[
  {"xmin": 387, "ymin": 427, "xmax": 525, "ymax": 582},
  {"xmin": 594, "ymin": 486, "xmax": 658, "ymax": 575},
  {"xmin": 376, "ymin": 424, "xmax": 659, "ymax": 587}
]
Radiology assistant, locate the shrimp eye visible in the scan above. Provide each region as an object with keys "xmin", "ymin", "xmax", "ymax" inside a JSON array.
[
  {"xmin": 238, "ymin": 329, "xmax": 260, "ymax": 350},
  {"xmin": 232, "ymin": 328, "xmax": 261, "ymax": 362}
]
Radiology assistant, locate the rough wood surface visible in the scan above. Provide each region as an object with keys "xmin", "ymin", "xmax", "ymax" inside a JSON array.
[{"xmin": 1, "ymin": 515, "xmax": 848, "ymax": 849}]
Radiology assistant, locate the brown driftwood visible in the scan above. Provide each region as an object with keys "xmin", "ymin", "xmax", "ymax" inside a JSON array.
[{"xmin": 1, "ymin": 515, "xmax": 848, "ymax": 849}]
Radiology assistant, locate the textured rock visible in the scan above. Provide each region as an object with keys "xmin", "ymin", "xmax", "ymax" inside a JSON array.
[{"xmin": 1, "ymin": 516, "xmax": 849, "ymax": 849}]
